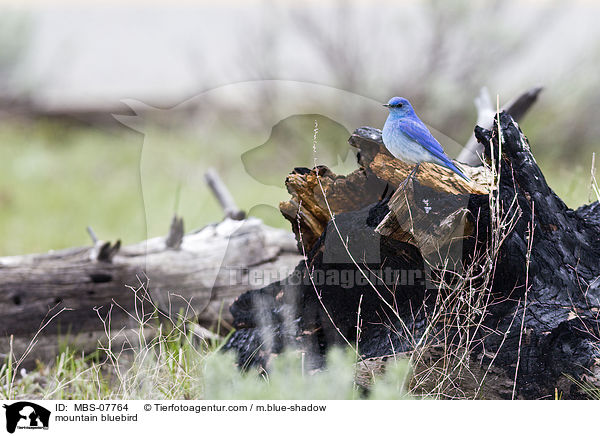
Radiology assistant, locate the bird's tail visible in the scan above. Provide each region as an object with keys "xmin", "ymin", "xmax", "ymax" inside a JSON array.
[{"xmin": 443, "ymin": 161, "xmax": 471, "ymax": 182}]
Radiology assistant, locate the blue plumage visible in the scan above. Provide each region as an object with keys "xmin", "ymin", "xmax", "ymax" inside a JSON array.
[{"xmin": 382, "ymin": 97, "xmax": 470, "ymax": 182}]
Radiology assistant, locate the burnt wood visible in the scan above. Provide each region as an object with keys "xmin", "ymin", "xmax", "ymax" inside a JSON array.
[{"xmin": 225, "ymin": 112, "xmax": 600, "ymax": 399}]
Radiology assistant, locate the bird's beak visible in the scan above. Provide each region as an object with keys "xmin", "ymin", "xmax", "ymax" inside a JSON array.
[{"xmin": 382, "ymin": 104, "xmax": 390, "ymax": 107}]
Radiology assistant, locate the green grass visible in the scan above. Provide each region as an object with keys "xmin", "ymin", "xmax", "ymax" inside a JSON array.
[
  {"xmin": 0, "ymin": 120, "xmax": 142, "ymax": 254},
  {"xmin": 0, "ymin": 119, "xmax": 292, "ymax": 256},
  {"xmin": 0, "ymin": 117, "xmax": 596, "ymax": 256},
  {"xmin": 1, "ymin": 346, "xmax": 412, "ymax": 401},
  {"xmin": 1, "ymin": 313, "xmax": 411, "ymax": 400},
  {"xmin": 0, "ymin": 116, "xmax": 358, "ymax": 256}
]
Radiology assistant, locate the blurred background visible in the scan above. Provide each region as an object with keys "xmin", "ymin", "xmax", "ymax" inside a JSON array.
[{"xmin": 1, "ymin": 0, "xmax": 599, "ymax": 255}]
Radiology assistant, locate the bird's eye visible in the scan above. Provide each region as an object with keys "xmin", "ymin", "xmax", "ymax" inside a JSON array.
[{"xmin": 397, "ymin": 103, "xmax": 403, "ymax": 108}]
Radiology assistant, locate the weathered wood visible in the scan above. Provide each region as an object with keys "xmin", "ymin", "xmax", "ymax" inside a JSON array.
[
  {"xmin": 374, "ymin": 180, "xmax": 473, "ymax": 261},
  {"xmin": 279, "ymin": 128, "xmax": 488, "ymax": 255},
  {"xmin": 165, "ymin": 215, "xmax": 184, "ymax": 249},
  {"xmin": 205, "ymin": 168, "xmax": 246, "ymax": 220},
  {"xmin": 0, "ymin": 218, "xmax": 302, "ymax": 364},
  {"xmin": 279, "ymin": 165, "xmax": 388, "ymax": 254}
]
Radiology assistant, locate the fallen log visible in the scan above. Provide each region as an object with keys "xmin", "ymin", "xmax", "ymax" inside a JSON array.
[
  {"xmin": 224, "ymin": 112, "xmax": 600, "ymax": 399},
  {"xmin": 0, "ymin": 172, "xmax": 302, "ymax": 364}
]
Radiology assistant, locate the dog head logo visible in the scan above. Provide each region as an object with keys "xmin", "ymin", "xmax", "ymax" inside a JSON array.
[{"xmin": 3, "ymin": 402, "xmax": 50, "ymax": 433}]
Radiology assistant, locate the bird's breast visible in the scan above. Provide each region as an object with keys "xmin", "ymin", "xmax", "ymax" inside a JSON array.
[{"xmin": 382, "ymin": 121, "xmax": 430, "ymax": 164}]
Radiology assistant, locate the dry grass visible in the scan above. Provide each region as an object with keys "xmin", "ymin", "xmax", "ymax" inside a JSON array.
[
  {"xmin": 300, "ymin": 112, "xmax": 539, "ymax": 399},
  {"xmin": 1, "ymin": 275, "xmax": 412, "ymax": 400}
]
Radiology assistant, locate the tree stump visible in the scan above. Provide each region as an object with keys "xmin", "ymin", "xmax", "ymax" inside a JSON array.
[{"xmin": 224, "ymin": 113, "xmax": 600, "ymax": 399}]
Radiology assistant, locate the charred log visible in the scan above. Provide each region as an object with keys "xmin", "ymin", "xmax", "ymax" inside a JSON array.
[{"xmin": 224, "ymin": 113, "xmax": 600, "ymax": 399}]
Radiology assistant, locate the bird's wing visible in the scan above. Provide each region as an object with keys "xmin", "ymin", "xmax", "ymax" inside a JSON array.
[{"xmin": 398, "ymin": 118, "xmax": 452, "ymax": 165}]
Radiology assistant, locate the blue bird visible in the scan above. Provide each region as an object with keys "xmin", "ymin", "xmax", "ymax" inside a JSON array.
[{"xmin": 382, "ymin": 97, "xmax": 470, "ymax": 184}]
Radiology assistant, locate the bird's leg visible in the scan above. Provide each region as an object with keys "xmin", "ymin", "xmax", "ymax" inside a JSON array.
[
  {"xmin": 397, "ymin": 164, "xmax": 420, "ymax": 192},
  {"xmin": 380, "ymin": 183, "xmax": 395, "ymax": 202},
  {"xmin": 409, "ymin": 163, "xmax": 420, "ymax": 181}
]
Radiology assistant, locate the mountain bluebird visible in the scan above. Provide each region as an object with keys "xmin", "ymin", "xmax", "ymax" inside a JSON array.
[{"xmin": 382, "ymin": 96, "xmax": 470, "ymax": 183}]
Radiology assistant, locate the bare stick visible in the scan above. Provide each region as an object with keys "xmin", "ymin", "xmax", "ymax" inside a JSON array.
[
  {"xmin": 458, "ymin": 86, "xmax": 543, "ymax": 166},
  {"xmin": 165, "ymin": 215, "xmax": 184, "ymax": 249},
  {"xmin": 87, "ymin": 226, "xmax": 120, "ymax": 262},
  {"xmin": 204, "ymin": 168, "xmax": 245, "ymax": 220},
  {"xmin": 86, "ymin": 226, "xmax": 98, "ymax": 244},
  {"xmin": 589, "ymin": 152, "xmax": 600, "ymax": 203}
]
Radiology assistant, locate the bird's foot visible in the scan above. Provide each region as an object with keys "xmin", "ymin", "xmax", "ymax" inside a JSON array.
[
  {"xmin": 380, "ymin": 183, "xmax": 395, "ymax": 202},
  {"xmin": 397, "ymin": 164, "xmax": 420, "ymax": 192}
]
